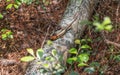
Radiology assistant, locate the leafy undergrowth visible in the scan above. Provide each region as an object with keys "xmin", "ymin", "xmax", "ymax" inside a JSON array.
[
  {"xmin": 0, "ymin": 0, "xmax": 68, "ymax": 75},
  {"xmin": 70, "ymin": 1, "xmax": 120, "ymax": 75}
]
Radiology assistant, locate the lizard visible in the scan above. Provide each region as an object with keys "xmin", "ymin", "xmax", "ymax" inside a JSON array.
[{"xmin": 50, "ymin": 14, "xmax": 78, "ymax": 40}]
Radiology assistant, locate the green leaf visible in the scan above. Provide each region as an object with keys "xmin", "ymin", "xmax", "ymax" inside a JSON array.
[
  {"xmin": 102, "ymin": 17, "xmax": 111, "ymax": 25},
  {"xmin": 8, "ymin": 35, "xmax": 13, "ymax": 39},
  {"xmin": 96, "ymin": 25, "xmax": 104, "ymax": 31},
  {"xmin": 6, "ymin": 0, "xmax": 10, "ymax": 2},
  {"xmin": 36, "ymin": 48, "xmax": 44, "ymax": 59},
  {"xmin": 74, "ymin": 39, "xmax": 81, "ymax": 44},
  {"xmin": 2, "ymin": 34, "xmax": 7, "ymax": 40},
  {"xmin": 78, "ymin": 53, "xmax": 89, "ymax": 63},
  {"xmin": 0, "ymin": 13, "xmax": 3, "ymax": 19},
  {"xmin": 67, "ymin": 57, "xmax": 77, "ymax": 64},
  {"xmin": 43, "ymin": 63, "xmax": 49, "ymax": 68},
  {"xmin": 68, "ymin": 48, "xmax": 77, "ymax": 54},
  {"xmin": 27, "ymin": 48, "xmax": 34, "ymax": 56},
  {"xmin": 113, "ymin": 55, "xmax": 120, "ymax": 62},
  {"xmin": 78, "ymin": 62, "xmax": 88, "ymax": 67},
  {"xmin": 70, "ymin": 71, "xmax": 79, "ymax": 75},
  {"xmin": 13, "ymin": 4, "xmax": 19, "ymax": 9},
  {"xmin": 15, "ymin": 0, "xmax": 21, "ymax": 5},
  {"xmin": 20, "ymin": 56, "xmax": 35, "ymax": 62},
  {"xmin": 87, "ymin": 38, "xmax": 92, "ymax": 42},
  {"xmin": 90, "ymin": 62, "xmax": 100, "ymax": 68},
  {"xmin": 93, "ymin": 22, "xmax": 100, "ymax": 27},
  {"xmin": 1, "ymin": 29, "xmax": 7, "ymax": 33},
  {"xmin": 52, "ymin": 49, "xmax": 57, "ymax": 56},
  {"xmin": 56, "ymin": 68, "xmax": 64, "ymax": 73},
  {"xmin": 45, "ymin": 56, "xmax": 54, "ymax": 61},
  {"xmin": 81, "ymin": 44, "xmax": 91, "ymax": 49},
  {"xmin": 55, "ymin": 63, "xmax": 61, "ymax": 69},
  {"xmin": 93, "ymin": 14, "xmax": 99, "ymax": 22},
  {"xmin": 47, "ymin": 40, "xmax": 53, "ymax": 45},
  {"xmin": 104, "ymin": 25, "xmax": 112, "ymax": 31},
  {"xmin": 81, "ymin": 39, "xmax": 86, "ymax": 43},
  {"xmin": 1, "ymin": 29, "xmax": 13, "ymax": 40},
  {"xmin": 36, "ymin": 61, "xmax": 41, "ymax": 64},
  {"xmin": 84, "ymin": 67, "xmax": 95, "ymax": 74},
  {"xmin": 6, "ymin": 31, "xmax": 13, "ymax": 35},
  {"xmin": 6, "ymin": 4, "xmax": 13, "ymax": 9}
]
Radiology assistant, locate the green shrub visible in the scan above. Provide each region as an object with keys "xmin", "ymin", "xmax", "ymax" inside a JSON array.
[
  {"xmin": 21, "ymin": 48, "xmax": 65, "ymax": 74},
  {"xmin": 1, "ymin": 29, "xmax": 13, "ymax": 40}
]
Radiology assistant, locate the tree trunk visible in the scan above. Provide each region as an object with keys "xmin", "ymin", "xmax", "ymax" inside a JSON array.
[{"xmin": 25, "ymin": 0, "xmax": 98, "ymax": 75}]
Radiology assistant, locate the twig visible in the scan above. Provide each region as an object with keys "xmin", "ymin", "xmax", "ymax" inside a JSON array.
[
  {"xmin": 105, "ymin": 39, "xmax": 120, "ymax": 48},
  {"xmin": 115, "ymin": 2, "xmax": 120, "ymax": 23},
  {"xmin": 101, "ymin": 31, "xmax": 120, "ymax": 48},
  {"xmin": 0, "ymin": 59, "xmax": 17, "ymax": 66},
  {"xmin": 41, "ymin": 25, "xmax": 51, "ymax": 48}
]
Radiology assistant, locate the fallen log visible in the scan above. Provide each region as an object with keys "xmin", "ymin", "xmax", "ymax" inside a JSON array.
[{"xmin": 25, "ymin": 0, "xmax": 98, "ymax": 75}]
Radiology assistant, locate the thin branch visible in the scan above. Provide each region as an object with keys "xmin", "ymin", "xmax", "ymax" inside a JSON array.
[
  {"xmin": 41, "ymin": 25, "xmax": 51, "ymax": 48},
  {"xmin": 0, "ymin": 59, "xmax": 17, "ymax": 66},
  {"xmin": 105, "ymin": 39, "xmax": 120, "ymax": 48},
  {"xmin": 115, "ymin": 2, "xmax": 120, "ymax": 23},
  {"xmin": 101, "ymin": 31, "xmax": 120, "ymax": 48}
]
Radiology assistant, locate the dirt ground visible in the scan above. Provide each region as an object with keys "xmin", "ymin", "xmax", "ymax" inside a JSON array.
[
  {"xmin": 0, "ymin": 0, "xmax": 68, "ymax": 75},
  {"xmin": 0, "ymin": 0, "xmax": 120, "ymax": 75},
  {"xmin": 74, "ymin": 0, "xmax": 120, "ymax": 75}
]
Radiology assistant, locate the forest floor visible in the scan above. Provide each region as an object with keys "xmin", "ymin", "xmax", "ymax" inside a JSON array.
[
  {"xmin": 74, "ymin": 1, "xmax": 120, "ymax": 75},
  {"xmin": 0, "ymin": 0, "xmax": 120, "ymax": 75}
]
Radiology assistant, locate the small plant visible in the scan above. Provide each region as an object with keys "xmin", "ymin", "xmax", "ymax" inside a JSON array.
[
  {"xmin": 84, "ymin": 67, "xmax": 95, "ymax": 74},
  {"xmin": 66, "ymin": 38, "xmax": 92, "ymax": 74},
  {"xmin": 84, "ymin": 61, "xmax": 100, "ymax": 74},
  {"xmin": 79, "ymin": 16, "xmax": 113, "ymax": 74},
  {"xmin": 21, "ymin": 48, "xmax": 65, "ymax": 74},
  {"xmin": 0, "ymin": 13, "xmax": 3, "ymax": 19},
  {"xmin": 85, "ymin": 61, "xmax": 108, "ymax": 74},
  {"xmin": 6, "ymin": 0, "xmax": 34, "ymax": 10},
  {"xmin": 113, "ymin": 55, "xmax": 120, "ymax": 62},
  {"xmin": 80, "ymin": 16, "xmax": 113, "ymax": 32},
  {"xmin": 67, "ymin": 50, "xmax": 90, "ymax": 67},
  {"xmin": 67, "ymin": 48, "xmax": 89, "ymax": 67},
  {"xmin": 67, "ymin": 38, "xmax": 92, "ymax": 67},
  {"xmin": 93, "ymin": 17, "xmax": 113, "ymax": 31},
  {"xmin": 1, "ymin": 29, "xmax": 13, "ymax": 40},
  {"xmin": 6, "ymin": 0, "xmax": 21, "ymax": 9},
  {"xmin": 5, "ymin": 0, "xmax": 50, "ymax": 10}
]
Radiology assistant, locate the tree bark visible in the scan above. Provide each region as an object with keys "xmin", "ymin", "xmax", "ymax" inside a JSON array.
[{"xmin": 25, "ymin": 0, "xmax": 98, "ymax": 75}]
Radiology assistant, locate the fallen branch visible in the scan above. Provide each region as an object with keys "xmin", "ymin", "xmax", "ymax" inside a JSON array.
[
  {"xmin": 101, "ymin": 31, "xmax": 120, "ymax": 48},
  {"xmin": 25, "ymin": 0, "xmax": 98, "ymax": 75},
  {"xmin": 105, "ymin": 39, "xmax": 120, "ymax": 48},
  {"xmin": 0, "ymin": 59, "xmax": 17, "ymax": 66}
]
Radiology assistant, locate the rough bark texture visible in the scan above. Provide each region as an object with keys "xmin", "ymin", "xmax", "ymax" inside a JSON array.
[{"xmin": 25, "ymin": 0, "xmax": 97, "ymax": 75}]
